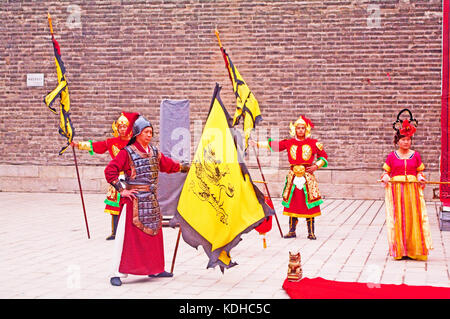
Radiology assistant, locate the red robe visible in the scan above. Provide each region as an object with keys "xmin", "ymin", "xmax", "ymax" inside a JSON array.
[
  {"xmin": 269, "ymin": 137, "xmax": 328, "ymax": 218},
  {"xmin": 104, "ymin": 142, "xmax": 181, "ymax": 275}
]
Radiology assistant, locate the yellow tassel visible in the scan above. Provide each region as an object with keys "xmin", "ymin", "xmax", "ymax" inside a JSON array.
[{"xmin": 263, "ymin": 236, "xmax": 267, "ymax": 249}]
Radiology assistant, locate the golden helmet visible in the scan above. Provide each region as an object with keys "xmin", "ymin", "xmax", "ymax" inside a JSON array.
[
  {"xmin": 111, "ymin": 112, "xmax": 139, "ymax": 138},
  {"xmin": 289, "ymin": 115, "xmax": 314, "ymax": 138}
]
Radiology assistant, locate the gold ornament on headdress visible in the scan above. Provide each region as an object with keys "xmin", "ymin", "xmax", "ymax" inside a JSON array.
[
  {"xmin": 289, "ymin": 116, "xmax": 312, "ymax": 138},
  {"xmin": 111, "ymin": 112, "xmax": 130, "ymax": 137}
]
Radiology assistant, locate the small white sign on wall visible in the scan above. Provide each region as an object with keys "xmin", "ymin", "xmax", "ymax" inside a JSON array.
[{"xmin": 27, "ymin": 73, "xmax": 44, "ymax": 87}]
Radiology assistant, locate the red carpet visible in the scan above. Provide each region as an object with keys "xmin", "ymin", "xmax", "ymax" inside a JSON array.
[{"xmin": 283, "ymin": 277, "xmax": 450, "ymax": 299}]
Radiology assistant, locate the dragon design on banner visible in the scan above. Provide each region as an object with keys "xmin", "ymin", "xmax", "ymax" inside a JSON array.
[{"xmin": 189, "ymin": 142, "xmax": 235, "ymax": 225}]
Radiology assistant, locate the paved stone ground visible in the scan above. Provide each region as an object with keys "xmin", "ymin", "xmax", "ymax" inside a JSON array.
[{"xmin": 0, "ymin": 192, "xmax": 449, "ymax": 299}]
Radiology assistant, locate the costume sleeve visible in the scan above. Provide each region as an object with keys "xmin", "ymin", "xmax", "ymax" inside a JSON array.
[
  {"xmin": 415, "ymin": 152, "xmax": 426, "ymax": 181},
  {"xmin": 379, "ymin": 153, "xmax": 391, "ymax": 181},
  {"xmin": 268, "ymin": 139, "xmax": 289, "ymax": 152},
  {"xmin": 415, "ymin": 152, "xmax": 425, "ymax": 172},
  {"xmin": 76, "ymin": 140, "xmax": 94, "ymax": 155},
  {"xmin": 77, "ymin": 140, "xmax": 108, "ymax": 155},
  {"xmin": 159, "ymin": 152, "xmax": 181, "ymax": 173},
  {"xmin": 105, "ymin": 149, "xmax": 129, "ymax": 191},
  {"xmin": 315, "ymin": 141, "xmax": 328, "ymax": 168},
  {"xmin": 92, "ymin": 140, "xmax": 109, "ymax": 154},
  {"xmin": 382, "ymin": 153, "xmax": 392, "ymax": 175}
]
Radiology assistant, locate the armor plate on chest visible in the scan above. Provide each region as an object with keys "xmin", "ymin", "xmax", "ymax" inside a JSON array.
[{"xmin": 125, "ymin": 144, "xmax": 162, "ymax": 235}]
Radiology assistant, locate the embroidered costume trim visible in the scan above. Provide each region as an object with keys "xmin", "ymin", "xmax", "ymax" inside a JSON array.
[
  {"xmin": 303, "ymin": 173, "xmax": 323, "ymax": 209},
  {"xmin": 301, "ymin": 144, "xmax": 312, "ymax": 161},
  {"xmin": 104, "ymin": 185, "xmax": 121, "ymax": 208},
  {"xmin": 281, "ymin": 171, "xmax": 323, "ymax": 209},
  {"xmin": 316, "ymin": 156, "xmax": 328, "ymax": 168}
]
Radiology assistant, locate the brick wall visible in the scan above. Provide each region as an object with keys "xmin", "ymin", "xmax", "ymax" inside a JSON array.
[{"xmin": 0, "ymin": 0, "xmax": 443, "ymax": 197}]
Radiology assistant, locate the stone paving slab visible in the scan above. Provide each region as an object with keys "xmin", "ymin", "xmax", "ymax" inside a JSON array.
[{"xmin": 0, "ymin": 192, "xmax": 449, "ymax": 299}]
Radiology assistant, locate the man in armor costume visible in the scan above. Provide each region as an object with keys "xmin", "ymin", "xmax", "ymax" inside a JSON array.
[
  {"xmin": 104, "ymin": 115, "xmax": 189, "ymax": 286},
  {"xmin": 251, "ymin": 115, "xmax": 328, "ymax": 239},
  {"xmin": 71, "ymin": 112, "xmax": 139, "ymax": 240}
]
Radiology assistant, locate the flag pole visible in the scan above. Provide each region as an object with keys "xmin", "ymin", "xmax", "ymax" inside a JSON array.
[
  {"xmin": 170, "ymin": 227, "xmax": 182, "ymax": 273},
  {"xmin": 215, "ymin": 28, "xmax": 233, "ymax": 84},
  {"xmin": 252, "ymin": 145, "xmax": 284, "ymax": 238},
  {"xmin": 47, "ymin": 12, "xmax": 54, "ymax": 36},
  {"xmin": 72, "ymin": 145, "xmax": 91, "ymax": 239},
  {"xmin": 377, "ymin": 180, "xmax": 450, "ymax": 184},
  {"xmin": 215, "ymin": 28, "xmax": 283, "ymax": 237},
  {"xmin": 48, "ymin": 13, "xmax": 90, "ymax": 239}
]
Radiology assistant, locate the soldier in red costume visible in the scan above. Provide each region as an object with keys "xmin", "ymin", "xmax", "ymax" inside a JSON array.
[
  {"xmin": 71, "ymin": 112, "xmax": 139, "ymax": 240},
  {"xmin": 105, "ymin": 115, "xmax": 189, "ymax": 286},
  {"xmin": 251, "ymin": 115, "xmax": 328, "ymax": 239}
]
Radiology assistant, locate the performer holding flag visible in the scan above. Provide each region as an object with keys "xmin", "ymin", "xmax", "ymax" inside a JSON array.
[
  {"xmin": 251, "ymin": 115, "xmax": 328, "ymax": 240},
  {"xmin": 71, "ymin": 112, "xmax": 139, "ymax": 240}
]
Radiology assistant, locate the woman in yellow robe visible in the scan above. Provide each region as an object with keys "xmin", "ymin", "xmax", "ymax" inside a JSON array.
[{"xmin": 381, "ymin": 109, "xmax": 433, "ymax": 260}]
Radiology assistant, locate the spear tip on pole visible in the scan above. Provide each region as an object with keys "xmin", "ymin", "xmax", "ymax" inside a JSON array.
[
  {"xmin": 47, "ymin": 12, "xmax": 54, "ymax": 35},
  {"xmin": 214, "ymin": 28, "xmax": 222, "ymax": 48}
]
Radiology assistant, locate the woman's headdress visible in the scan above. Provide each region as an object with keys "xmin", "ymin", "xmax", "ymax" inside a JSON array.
[{"xmin": 392, "ymin": 108, "xmax": 418, "ymax": 137}]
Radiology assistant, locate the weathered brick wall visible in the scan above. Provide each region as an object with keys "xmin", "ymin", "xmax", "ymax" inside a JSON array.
[{"xmin": 0, "ymin": 1, "xmax": 443, "ymax": 181}]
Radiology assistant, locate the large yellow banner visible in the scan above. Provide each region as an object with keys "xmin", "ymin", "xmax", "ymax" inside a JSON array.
[{"xmin": 177, "ymin": 85, "xmax": 267, "ymax": 256}]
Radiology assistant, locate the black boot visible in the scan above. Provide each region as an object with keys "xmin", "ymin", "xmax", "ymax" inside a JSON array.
[
  {"xmin": 106, "ymin": 214, "xmax": 118, "ymax": 240},
  {"xmin": 306, "ymin": 218, "xmax": 316, "ymax": 240},
  {"xmin": 110, "ymin": 277, "xmax": 122, "ymax": 286},
  {"xmin": 284, "ymin": 217, "xmax": 298, "ymax": 238},
  {"xmin": 148, "ymin": 271, "xmax": 173, "ymax": 278}
]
